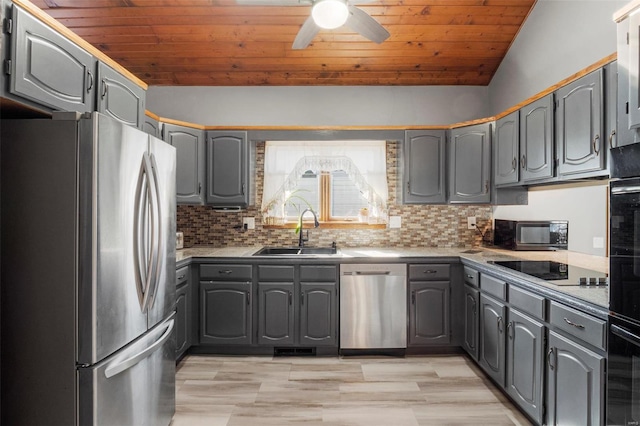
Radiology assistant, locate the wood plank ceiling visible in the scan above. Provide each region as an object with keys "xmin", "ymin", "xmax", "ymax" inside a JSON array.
[{"xmin": 31, "ymin": 0, "xmax": 537, "ymax": 86}]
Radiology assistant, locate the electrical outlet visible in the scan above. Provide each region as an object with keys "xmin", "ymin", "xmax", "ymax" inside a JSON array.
[
  {"xmin": 243, "ymin": 217, "xmax": 255, "ymax": 230},
  {"xmin": 593, "ymin": 237, "xmax": 604, "ymax": 249},
  {"xmin": 467, "ymin": 216, "xmax": 476, "ymax": 230},
  {"xmin": 389, "ymin": 216, "xmax": 402, "ymax": 229}
]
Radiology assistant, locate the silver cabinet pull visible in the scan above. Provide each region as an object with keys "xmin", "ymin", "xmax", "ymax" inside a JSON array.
[
  {"xmin": 547, "ymin": 348, "xmax": 555, "ymax": 370},
  {"xmin": 512, "ymin": 157, "xmax": 517, "ymax": 170},
  {"xmin": 246, "ymin": 293, "xmax": 251, "ymax": 305},
  {"xmin": 521, "ymin": 155, "xmax": 526, "ymax": 169},
  {"xmin": 87, "ymin": 70, "xmax": 94, "ymax": 93},
  {"xmin": 423, "ymin": 270, "xmax": 437, "ymax": 274},
  {"xmin": 497, "ymin": 316, "xmax": 504, "ymax": 333},
  {"xmin": 563, "ymin": 317, "xmax": 585, "ymax": 329},
  {"xmin": 177, "ymin": 274, "xmax": 186, "ymax": 280},
  {"xmin": 593, "ymin": 134, "xmax": 601, "ymax": 155},
  {"xmin": 609, "ymin": 129, "xmax": 617, "ymax": 148},
  {"xmin": 219, "ymin": 270, "xmax": 233, "ymax": 275},
  {"xmin": 101, "ymin": 80, "xmax": 108, "ymax": 99},
  {"xmin": 507, "ymin": 321, "xmax": 513, "ymax": 339},
  {"xmin": 301, "ymin": 292, "xmax": 305, "ymax": 305},
  {"xmin": 411, "ymin": 291, "xmax": 416, "ymax": 305},
  {"xmin": 288, "ymin": 291, "xmax": 292, "ymax": 305}
]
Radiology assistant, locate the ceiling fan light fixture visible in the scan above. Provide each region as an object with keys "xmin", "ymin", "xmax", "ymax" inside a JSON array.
[{"xmin": 311, "ymin": 0, "xmax": 349, "ymax": 30}]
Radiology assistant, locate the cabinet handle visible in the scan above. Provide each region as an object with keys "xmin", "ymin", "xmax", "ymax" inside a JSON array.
[
  {"xmin": 301, "ymin": 292, "xmax": 305, "ymax": 305},
  {"xmin": 609, "ymin": 130, "xmax": 616, "ymax": 149},
  {"xmin": 512, "ymin": 157, "xmax": 517, "ymax": 170},
  {"xmin": 563, "ymin": 317, "xmax": 585, "ymax": 329},
  {"xmin": 507, "ymin": 321, "xmax": 513, "ymax": 339},
  {"xmin": 407, "ymin": 181, "xmax": 411, "ymax": 193},
  {"xmin": 288, "ymin": 291, "xmax": 292, "ymax": 305},
  {"xmin": 218, "ymin": 270, "xmax": 233, "ymax": 275},
  {"xmin": 593, "ymin": 134, "xmax": 601, "ymax": 155},
  {"xmin": 177, "ymin": 274, "xmax": 186, "ymax": 280},
  {"xmin": 547, "ymin": 348, "xmax": 555, "ymax": 370},
  {"xmin": 423, "ymin": 270, "xmax": 437, "ymax": 274},
  {"xmin": 86, "ymin": 70, "xmax": 94, "ymax": 93},
  {"xmin": 521, "ymin": 155, "xmax": 526, "ymax": 169},
  {"xmin": 497, "ymin": 316, "xmax": 504, "ymax": 333},
  {"xmin": 241, "ymin": 183, "xmax": 245, "ymax": 195},
  {"xmin": 198, "ymin": 182, "xmax": 202, "ymax": 195},
  {"xmin": 101, "ymin": 80, "xmax": 108, "ymax": 99},
  {"xmin": 411, "ymin": 290, "xmax": 416, "ymax": 305},
  {"xmin": 465, "ymin": 274, "xmax": 474, "ymax": 280},
  {"xmin": 485, "ymin": 180, "xmax": 489, "ymax": 193},
  {"xmin": 472, "ymin": 300, "xmax": 476, "ymax": 315},
  {"xmin": 246, "ymin": 293, "xmax": 251, "ymax": 305}
]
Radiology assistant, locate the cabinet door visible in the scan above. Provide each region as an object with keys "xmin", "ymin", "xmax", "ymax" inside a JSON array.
[
  {"xmin": 506, "ymin": 308, "xmax": 544, "ymax": 425},
  {"xmin": 629, "ymin": 12, "xmax": 640, "ymax": 129},
  {"xmin": 403, "ymin": 130, "xmax": 446, "ymax": 204},
  {"xmin": 463, "ymin": 284, "xmax": 479, "ymax": 360},
  {"xmin": 520, "ymin": 94, "xmax": 554, "ymax": 182},
  {"xmin": 616, "ymin": 19, "xmax": 640, "ymax": 147},
  {"xmin": 299, "ymin": 282, "xmax": 337, "ymax": 346},
  {"xmin": 143, "ymin": 115, "xmax": 160, "ymax": 138},
  {"xmin": 175, "ymin": 283, "xmax": 189, "ymax": 359},
  {"xmin": 200, "ymin": 281, "xmax": 252, "ymax": 345},
  {"xmin": 556, "ymin": 70, "xmax": 605, "ymax": 177},
  {"xmin": 479, "ymin": 294, "xmax": 506, "ymax": 387},
  {"xmin": 206, "ymin": 131, "xmax": 249, "ymax": 208},
  {"xmin": 10, "ymin": 4, "xmax": 95, "ymax": 112},
  {"xmin": 547, "ymin": 330, "xmax": 605, "ymax": 426},
  {"xmin": 409, "ymin": 281, "xmax": 450, "ymax": 345},
  {"xmin": 96, "ymin": 62, "xmax": 145, "ymax": 129},
  {"xmin": 163, "ymin": 123, "xmax": 205, "ymax": 205},
  {"xmin": 449, "ymin": 123, "xmax": 491, "ymax": 203},
  {"xmin": 494, "ymin": 111, "xmax": 520, "ymax": 186},
  {"xmin": 258, "ymin": 282, "xmax": 295, "ymax": 345}
]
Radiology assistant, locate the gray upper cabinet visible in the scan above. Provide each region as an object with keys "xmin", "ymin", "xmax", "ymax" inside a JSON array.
[
  {"xmin": 163, "ymin": 123, "xmax": 205, "ymax": 205},
  {"xmin": 206, "ymin": 131, "xmax": 249, "ymax": 208},
  {"xmin": 143, "ymin": 114, "xmax": 161, "ymax": 138},
  {"xmin": 409, "ymin": 281, "xmax": 450, "ymax": 345},
  {"xmin": 299, "ymin": 282, "xmax": 337, "ymax": 347},
  {"xmin": 403, "ymin": 130, "xmax": 447, "ymax": 204},
  {"xmin": 463, "ymin": 283, "xmax": 479, "ymax": 361},
  {"xmin": 616, "ymin": 18, "xmax": 640, "ymax": 146},
  {"xmin": 628, "ymin": 11, "xmax": 640, "ymax": 129},
  {"xmin": 258, "ymin": 282, "xmax": 295, "ymax": 345},
  {"xmin": 96, "ymin": 62, "xmax": 145, "ymax": 129},
  {"xmin": 9, "ymin": 4, "xmax": 96, "ymax": 113},
  {"xmin": 556, "ymin": 69, "xmax": 606, "ymax": 177},
  {"xmin": 546, "ymin": 330, "xmax": 605, "ymax": 426},
  {"xmin": 448, "ymin": 123, "xmax": 491, "ymax": 203},
  {"xmin": 506, "ymin": 308, "xmax": 544, "ymax": 425},
  {"xmin": 479, "ymin": 293, "xmax": 506, "ymax": 387},
  {"xmin": 520, "ymin": 94, "xmax": 555, "ymax": 183},
  {"xmin": 494, "ymin": 111, "xmax": 520, "ymax": 187}
]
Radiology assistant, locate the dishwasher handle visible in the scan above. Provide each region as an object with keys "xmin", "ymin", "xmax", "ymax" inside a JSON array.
[{"xmin": 350, "ymin": 271, "xmax": 392, "ymax": 276}]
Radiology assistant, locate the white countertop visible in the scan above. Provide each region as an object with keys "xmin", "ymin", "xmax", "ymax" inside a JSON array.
[{"xmin": 176, "ymin": 245, "xmax": 609, "ymax": 310}]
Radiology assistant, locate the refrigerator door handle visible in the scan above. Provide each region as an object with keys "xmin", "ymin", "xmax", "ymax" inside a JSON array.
[
  {"xmin": 145, "ymin": 153, "xmax": 163, "ymax": 311},
  {"xmin": 104, "ymin": 318, "xmax": 174, "ymax": 379},
  {"xmin": 133, "ymin": 155, "xmax": 150, "ymax": 311}
]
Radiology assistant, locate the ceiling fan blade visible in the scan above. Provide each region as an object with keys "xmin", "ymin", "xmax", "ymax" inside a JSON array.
[
  {"xmin": 345, "ymin": 5, "xmax": 390, "ymax": 44},
  {"xmin": 292, "ymin": 16, "xmax": 320, "ymax": 49}
]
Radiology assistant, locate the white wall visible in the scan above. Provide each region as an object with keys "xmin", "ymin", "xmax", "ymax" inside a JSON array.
[
  {"xmin": 493, "ymin": 182, "xmax": 609, "ymax": 256},
  {"xmin": 488, "ymin": 0, "xmax": 626, "ymax": 115},
  {"xmin": 146, "ymin": 85, "xmax": 489, "ymax": 127}
]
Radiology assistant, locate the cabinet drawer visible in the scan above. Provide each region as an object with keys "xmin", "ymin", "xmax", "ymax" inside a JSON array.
[
  {"xmin": 300, "ymin": 265, "xmax": 337, "ymax": 282},
  {"xmin": 480, "ymin": 274, "xmax": 506, "ymax": 300},
  {"xmin": 258, "ymin": 265, "xmax": 295, "ymax": 281},
  {"xmin": 549, "ymin": 301, "xmax": 606, "ymax": 350},
  {"xmin": 200, "ymin": 264, "xmax": 252, "ymax": 281},
  {"xmin": 463, "ymin": 266, "xmax": 479, "ymax": 287},
  {"xmin": 409, "ymin": 264, "xmax": 450, "ymax": 281},
  {"xmin": 176, "ymin": 265, "xmax": 189, "ymax": 287},
  {"xmin": 509, "ymin": 285, "xmax": 545, "ymax": 320}
]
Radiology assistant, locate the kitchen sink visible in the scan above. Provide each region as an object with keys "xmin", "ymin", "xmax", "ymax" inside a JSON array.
[{"xmin": 253, "ymin": 246, "xmax": 338, "ymax": 256}]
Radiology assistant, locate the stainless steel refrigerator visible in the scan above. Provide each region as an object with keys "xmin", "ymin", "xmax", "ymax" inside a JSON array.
[{"xmin": 1, "ymin": 112, "xmax": 177, "ymax": 425}]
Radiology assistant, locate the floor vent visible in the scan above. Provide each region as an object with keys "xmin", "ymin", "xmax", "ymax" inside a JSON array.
[{"xmin": 274, "ymin": 347, "xmax": 316, "ymax": 356}]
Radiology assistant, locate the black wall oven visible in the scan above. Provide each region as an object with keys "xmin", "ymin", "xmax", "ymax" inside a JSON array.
[{"xmin": 609, "ymin": 175, "xmax": 640, "ymax": 425}]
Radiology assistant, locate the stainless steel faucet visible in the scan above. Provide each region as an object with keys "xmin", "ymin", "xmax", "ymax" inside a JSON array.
[{"xmin": 298, "ymin": 208, "xmax": 320, "ymax": 247}]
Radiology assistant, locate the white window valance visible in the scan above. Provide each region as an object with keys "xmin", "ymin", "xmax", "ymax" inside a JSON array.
[{"xmin": 261, "ymin": 141, "xmax": 388, "ymax": 221}]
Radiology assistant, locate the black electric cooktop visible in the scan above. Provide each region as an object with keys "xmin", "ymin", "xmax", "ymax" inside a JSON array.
[{"xmin": 491, "ymin": 260, "xmax": 608, "ymax": 286}]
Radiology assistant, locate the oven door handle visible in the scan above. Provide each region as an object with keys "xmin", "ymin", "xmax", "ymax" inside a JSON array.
[
  {"xmin": 611, "ymin": 185, "xmax": 640, "ymax": 195},
  {"xmin": 611, "ymin": 324, "xmax": 640, "ymax": 346}
]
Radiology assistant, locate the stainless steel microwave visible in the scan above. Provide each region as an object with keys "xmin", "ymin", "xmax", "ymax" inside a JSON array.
[{"xmin": 493, "ymin": 219, "xmax": 568, "ymax": 251}]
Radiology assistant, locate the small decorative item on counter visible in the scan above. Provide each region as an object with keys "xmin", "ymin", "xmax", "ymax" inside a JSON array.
[
  {"xmin": 359, "ymin": 207, "xmax": 369, "ymax": 222},
  {"xmin": 176, "ymin": 232, "xmax": 184, "ymax": 249}
]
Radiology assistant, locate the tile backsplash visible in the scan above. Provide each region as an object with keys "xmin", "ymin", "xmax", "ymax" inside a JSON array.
[{"xmin": 177, "ymin": 141, "xmax": 492, "ymax": 248}]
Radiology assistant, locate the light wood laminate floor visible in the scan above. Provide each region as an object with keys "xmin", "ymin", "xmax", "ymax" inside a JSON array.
[{"xmin": 172, "ymin": 354, "xmax": 533, "ymax": 426}]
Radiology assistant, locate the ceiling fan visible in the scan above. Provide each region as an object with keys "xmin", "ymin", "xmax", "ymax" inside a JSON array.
[{"xmin": 237, "ymin": 0, "xmax": 390, "ymax": 49}]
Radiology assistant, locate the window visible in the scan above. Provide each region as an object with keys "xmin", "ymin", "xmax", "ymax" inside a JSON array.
[{"xmin": 262, "ymin": 141, "xmax": 388, "ymax": 226}]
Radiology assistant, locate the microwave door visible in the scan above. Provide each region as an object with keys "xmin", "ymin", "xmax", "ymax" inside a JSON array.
[{"xmin": 519, "ymin": 225, "xmax": 551, "ymax": 245}]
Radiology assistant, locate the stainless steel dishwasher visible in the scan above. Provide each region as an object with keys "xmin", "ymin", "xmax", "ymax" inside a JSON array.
[{"xmin": 340, "ymin": 263, "xmax": 407, "ymax": 350}]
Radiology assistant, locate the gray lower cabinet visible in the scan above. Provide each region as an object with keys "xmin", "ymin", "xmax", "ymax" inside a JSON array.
[
  {"xmin": 506, "ymin": 308, "xmax": 544, "ymax": 425},
  {"xmin": 479, "ymin": 293, "xmax": 506, "ymax": 387},
  {"xmin": 409, "ymin": 281, "xmax": 450, "ymax": 345},
  {"xmin": 96, "ymin": 61, "xmax": 145, "ymax": 129},
  {"xmin": 546, "ymin": 330, "xmax": 605, "ymax": 426},
  {"xmin": 258, "ymin": 282, "xmax": 295, "ymax": 345},
  {"xmin": 163, "ymin": 123, "xmax": 205, "ymax": 205},
  {"xmin": 463, "ymin": 283, "xmax": 479, "ymax": 360},
  {"xmin": 299, "ymin": 282, "xmax": 337, "ymax": 346},
  {"xmin": 403, "ymin": 130, "xmax": 447, "ymax": 204},
  {"xmin": 556, "ymin": 69, "xmax": 605, "ymax": 178},
  {"xmin": 206, "ymin": 131, "xmax": 249, "ymax": 208},
  {"xmin": 8, "ymin": 4, "xmax": 96, "ymax": 112},
  {"xmin": 175, "ymin": 283, "xmax": 189, "ymax": 358},
  {"xmin": 520, "ymin": 94, "xmax": 555, "ymax": 183},
  {"xmin": 200, "ymin": 281, "xmax": 252, "ymax": 345},
  {"xmin": 494, "ymin": 111, "xmax": 520, "ymax": 187},
  {"xmin": 448, "ymin": 123, "xmax": 491, "ymax": 203}
]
